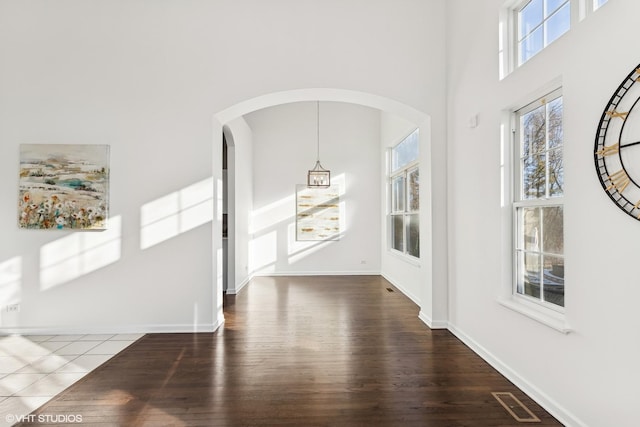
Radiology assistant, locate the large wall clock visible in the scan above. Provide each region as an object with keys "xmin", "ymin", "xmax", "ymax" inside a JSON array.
[{"xmin": 595, "ymin": 62, "xmax": 640, "ymax": 221}]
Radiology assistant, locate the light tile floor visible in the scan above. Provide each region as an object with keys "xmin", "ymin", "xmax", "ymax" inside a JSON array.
[{"xmin": 0, "ymin": 334, "xmax": 143, "ymax": 427}]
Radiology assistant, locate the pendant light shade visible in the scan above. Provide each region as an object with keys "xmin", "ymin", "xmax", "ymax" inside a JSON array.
[
  {"xmin": 308, "ymin": 160, "xmax": 330, "ymax": 187},
  {"xmin": 307, "ymin": 101, "xmax": 331, "ymax": 188}
]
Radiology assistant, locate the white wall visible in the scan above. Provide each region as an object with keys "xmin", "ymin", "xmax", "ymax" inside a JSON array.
[
  {"xmin": 446, "ymin": 1, "xmax": 639, "ymax": 426},
  {"xmin": 0, "ymin": 0, "xmax": 447, "ymax": 333},
  {"xmin": 245, "ymin": 102, "xmax": 381, "ymax": 275},
  {"xmin": 224, "ymin": 117, "xmax": 253, "ymax": 294},
  {"xmin": 7, "ymin": 0, "xmax": 626, "ymax": 423}
]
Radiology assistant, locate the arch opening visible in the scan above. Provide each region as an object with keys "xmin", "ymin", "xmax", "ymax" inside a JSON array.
[{"xmin": 211, "ymin": 88, "xmax": 435, "ymax": 329}]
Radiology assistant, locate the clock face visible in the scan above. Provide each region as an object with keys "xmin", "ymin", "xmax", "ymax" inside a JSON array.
[{"xmin": 595, "ymin": 63, "xmax": 640, "ymax": 221}]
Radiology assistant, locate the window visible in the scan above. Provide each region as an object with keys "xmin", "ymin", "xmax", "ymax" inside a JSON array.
[
  {"xmin": 516, "ymin": 0, "xmax": 570, "ymax": 65},
  {"xmin": 593, "ymin": 0, "xmax": 607, "ymax": 10},
  {"xmin": 389, "ymin": 129, "xmax": 419, "ymax": 258},
  {"xmin": 514, "ymin": 89, "xmax": 564, "ymax": 309}
]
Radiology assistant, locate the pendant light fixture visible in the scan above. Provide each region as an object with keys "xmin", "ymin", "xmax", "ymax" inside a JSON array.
[{"xmin": 307, "ymin": 101, "xmax": 331, "ymax": 187}]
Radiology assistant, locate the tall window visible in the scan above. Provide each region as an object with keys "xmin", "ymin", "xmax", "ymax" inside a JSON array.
[
  {"xmin": 517, "ymin": 0, "xmax": 570, "ymax": 65},
  {"xmin": 390, "ymin": 129, "xmax": 419, "ymax": 258},
  {"xmin": 514, "ymin": 89, "xmax": 564, "ymax": 308}
]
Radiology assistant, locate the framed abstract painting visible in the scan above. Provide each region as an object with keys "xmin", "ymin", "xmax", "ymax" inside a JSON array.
[
  {"xmin": 295, "ymin": 184, "xmax": 340, "ymax": 241},
  {"xmin": 18, "ymin": 144, "xmax": 110, "ymax": 230}
]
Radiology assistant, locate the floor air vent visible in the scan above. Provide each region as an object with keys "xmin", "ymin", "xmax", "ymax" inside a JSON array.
[{"xmin": 492, "ymin": 392, "xmax": 541, "ymax": 423}]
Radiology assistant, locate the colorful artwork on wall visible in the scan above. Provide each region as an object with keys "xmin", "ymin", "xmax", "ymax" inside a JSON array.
[
  {"xmin": 18, "ymin": 144, "xmax": 110, "ymax": 230},
  {"xmin": 296, "ymin": 184, "xmax": 340, "ymax": 241}
]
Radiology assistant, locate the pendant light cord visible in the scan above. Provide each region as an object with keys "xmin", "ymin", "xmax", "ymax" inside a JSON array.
[{"xmin": 316, "ymin": 101, "xmax": 320, "ymax": 162}]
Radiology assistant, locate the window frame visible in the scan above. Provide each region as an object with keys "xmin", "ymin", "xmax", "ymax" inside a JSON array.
[
  {"xmin": 499, "ymin": 0, "xmax": 573, "ymax": 79},
  {"xmin": 593, "ymin": 0, "xmax": 608, "ymax": 11},
  {"xmin": 514, "ymin": 0, "xmax": 571, "ymax": 67},
  {"xmin": 388, "ymin": 129, "xmax": 420, "ymax": 260},
  {"xmin": 512, "ymin": 87, "xmax": 565, "ymax": 314}
]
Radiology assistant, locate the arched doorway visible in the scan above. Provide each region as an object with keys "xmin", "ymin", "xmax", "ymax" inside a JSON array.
[{"xmin": 211, "ymin": 88, "xmax": 441, "ymax": 331}]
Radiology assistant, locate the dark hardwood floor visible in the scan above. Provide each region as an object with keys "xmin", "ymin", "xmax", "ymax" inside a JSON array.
[{"xmin": 21, "ymin": 276, "xmax": 562, "ymax": 426}]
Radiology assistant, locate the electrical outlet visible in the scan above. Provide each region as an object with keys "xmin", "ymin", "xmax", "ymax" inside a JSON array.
[{"xmin": 6, "ymin": 304, "xmax": 20, "ymax": 313}]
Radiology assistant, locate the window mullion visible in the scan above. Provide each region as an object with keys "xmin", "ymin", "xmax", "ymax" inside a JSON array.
[
  {"xmin": 539, "ymin": 207, "xmax": 545, "ymax": 302},
  {"xmin": 403, "ymin": 170, "xmax": 408, "ymax": 254},
  {"xmin": 406, "ymin": 169, "xmax": 412, "ymax": 255},
  {"xmin": 545, "ymin": 102, "xmax": 550, "ymax": 198}
]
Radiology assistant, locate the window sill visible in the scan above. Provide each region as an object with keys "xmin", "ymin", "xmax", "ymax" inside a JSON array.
[
  {"xmin": 498, "ymin": 296, "xmax": 572, "ymax": 334},
  {"xmin": 388, "ymin": 249, "xmax": 421, "ymax": 267}
]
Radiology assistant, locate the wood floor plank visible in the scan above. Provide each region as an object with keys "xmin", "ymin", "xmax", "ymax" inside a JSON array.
[{"xmin": 18, "ymin": 276, "xmax": 562, "ymax": 426}]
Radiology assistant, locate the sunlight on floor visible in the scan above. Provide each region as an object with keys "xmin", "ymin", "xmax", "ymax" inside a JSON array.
[{"xmin": 0, "ymin": 333, "xmax": 142, "ymax": 427}]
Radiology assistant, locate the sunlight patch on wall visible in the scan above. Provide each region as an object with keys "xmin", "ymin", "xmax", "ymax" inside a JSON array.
[
  {"xmin": 216, "ymin": 177, "xmax": 223, "ymax": 222},
  {"xmin": 251, "ymin": 194, "xmax": 295, "ymax": 234},
  {"xmin": 0, "ymin": 257, "xmax": 22, "ymax": 326},
  {"xmin": 140, "ymin": 177, "xmax": 214, "ymax": 249},
  {"xmin": 498, "ymin": 19, "xmax": 505, "ymax": 80},
  {"xmin": 288, "ymin": 199, "xmax": 347, "ymax": 262},
  {"xmin": 249, "ymin": 230, "xmax": 277, "ymax": 273},
  {"xmin": 248, "ymin": 193, "xmax": 295, "ymax": 274},
  {"xmin": 0, "ymin": 257, "xmax": 21, "ymax": 306},
  {"xmin": 40, "ymin": 216, "xmax": 122, "ymax": 291},
  {"xmin": 193, "ymin": 302, "xmax": 200, "ymax": 332},
  {"xmin": 500, "ymin": 122, "xmax": 506, "ymax": 207},
  {"xmin": 247, "ymin": 174, "xmax": 347, "ymax": 271},
  {"xmin": 287, "ymin": 221, "xmax": 336, "ymax": 265},
  {"xmin": 286, "ymin": 201, "xmax": 346, "ymax": 265},
  {"xmin": 216, "ymin": 247, "xmax": 223, "ymax": 298}
]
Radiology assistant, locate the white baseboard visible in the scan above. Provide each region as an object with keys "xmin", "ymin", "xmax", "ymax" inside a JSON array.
[
  {"xmin": 380, "ymin": 273, "xmax": 421, "ymax": 306},
  {"xmin": 0, "ymin": 320, "xmax": 224, "ymax": 336},
  {"xmin": 253, "ymin": 270, "xmax": 380, "ymax": 277},
  {"xmin": 379, "ymin": 274, "xmax": 450, "ymax": 329},
  {"xmin": 447, "ymin": 322, "xmax": 585, "ymax": 427},
  {"xmin": 226, "ymin": 276, "xmax": 251, "ymax": 295},
  {"xmin": 418, "ymin": 310, "xmax": 448, "ymax": 329}
]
